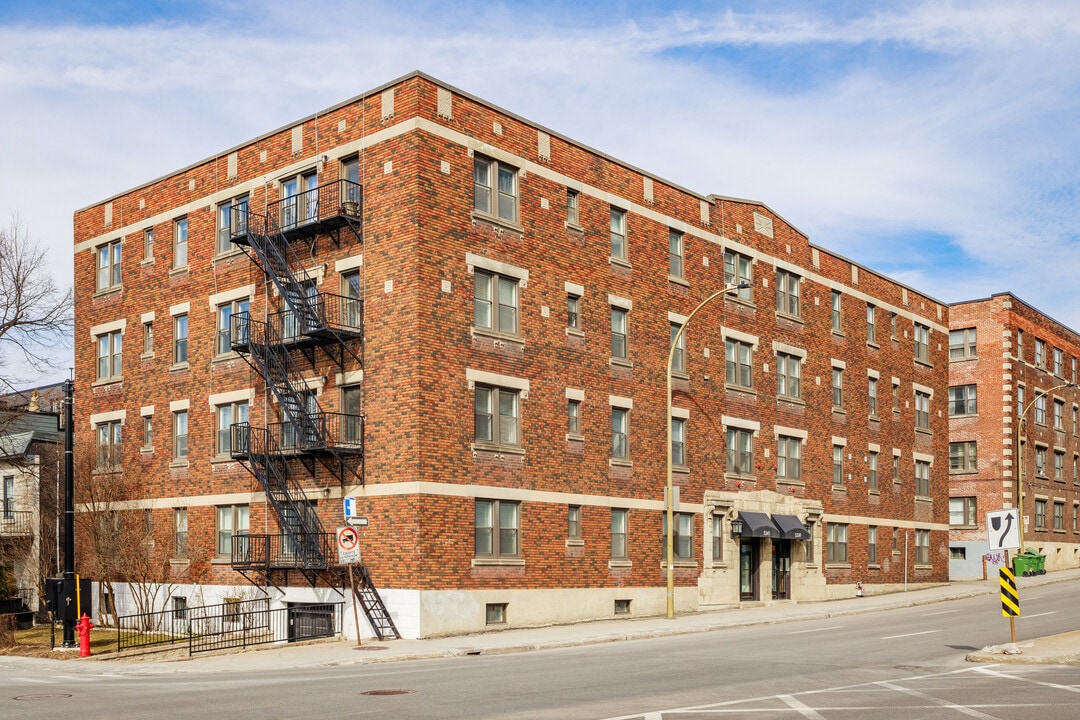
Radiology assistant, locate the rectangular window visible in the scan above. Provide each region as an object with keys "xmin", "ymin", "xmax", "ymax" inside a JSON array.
[
  {"xmin": 671, "ymin": 417, "xmax": 686, "ymax": 467},
  {"xmin": 1035, "ymin": 395, "xmax": 1047, "ymax": 424},
  {"xmin": 776, "ymin": 353, "xmax": 802, "ymax": 400},
  {"xmin": 662, "ymin": 512, "xmax": 693, "ymax": 560},
  {"xmin": 670, "ymin": 324, "xmax": 686, "ymax": 373},
  {"xmin": 915, "ymin": 460, "xmax": 931, "ymax": 497},
  {"xmin": 566, "ymin": 188, "xmax": 579, "ymax": 226},
  {"xmin": 341, "ymin": 385, "xmax": 362, "ymax": 445},
  {"xmin": 173, "ymin": 217, "xmax": 188, "ymax": 269},
  {"xmin": 143, "ymin": 227, "xmax": 154, "ymax": 260},
  {"xmin": 775, "ymin": 269, "xmax": 801, "ymax": 317},
  {"xmin": 567, "ymin": 399, "xmax": 581, "ymax": 436},
  {"xmin": 949, "ymin": 328, "xmax": 977, "ymax": 359},
  {"xmin": 725, "ymin": 339, "xmax": 753, "ymax": 388},
  {"xmin": 868, "ymin": 526, "xmax": 878, "ymax": 565},
  {"xmin": 217, "ymin": 298, "xmax": 250, "ymax": 355},
  {"xmin": 1054, "ymin": 399, "xmax": 1065, "ymax": 430},
  {"xmin": 726, "ymin": 427, "xmax": 753, "ymax": 475},
  {"xmin": 216, "ymin": 196, "xmax": 249, "ymax": 254},
  {"xmin": 777, "ymin": 435, "xmax": 802, "ymax": 482},
  {"xmin": 96, "ymin": 420, "xmax": 122, "ymax": 469},
  {"xmin": 474, "ymin": 385, "xmax": 520, "ymax": 447},
  {"xmin": 668, "ymin": 230, "xmax": 684, "ymax": 279},
  {"xmin": 890, "ymin": 312, "xmax": 898, "ymax": 340},
  {"xmin": 173, "ymin": 410, "xmax": 188, "ymax": 459},
  {"xmin": 1054, "ymin": 347, "xmax": 1063, "ymax": 376},
  {"xmin": 892, "ymin": 380, "xmax": 900, "ymax": 413},
  {"xmin": 611, "ymin": 307, "xmax": 629, "ymax": 359},
  {"xmin": 474, "ymin": 499, "xmax": 519, "ymax": 557},
  {"xmin": 216, "ymin": 401, "xmax": 249, "ymax": 455},
  {"xmin": 609, "ymin": 208, "xmax": 627, "ymax": 260},
  {"xmin": 216, "ymin": 504, "xmax": 249, "ymax": 556},
  {"xmin": 611, "ymin": 407, "xmax": 629, "ymax": 459},
  {"xmin": 567, "ymin": 293, "xmax": 581, "ymax": 330},
  {"xmin": 96, "ymin": 240, "xmax": 121, "ymax": 291},
  {"xmin": 826, "ymin": 523, "xmax": 848, "ymax": 563},
  {"xmin": 915, "ymin": 391, "xmax": 930, "ymax": 430},
  {"xmin": 949, "ymin": 441, "xmax": 977, "ymax": 473},
  {"xmin": 143, "ymin": 321, "xmax": 153, "ymax": 355},
  {"xmin": 1073, "ymin": 406, "xmax": 1078, "ymax": 435},
  {"xmin": 174, "ymin": 314, "xmax": 188, "ymax": 364},
  {"xmin": 142, "ymin": 415, "xmax": 153, "ymax": 450},
  {"xmin": 611, "ymin": 509, "xmax": 628, "ymax": 559},
  {"xmin": 866, "ymin": 304, "xmax": 876, "ymax": 343},
  {"xmin": 868, "ymin": 451, "xmax": 879, "ymax": 492},
  {"xmin": 831, "ymin": 291, "xmax": 842, "ymax": 332},
  {"xmin": 724, "ymin": 250, "xmax": 753, "ymax": 301},
  {"xmin": 914, "ymin": 323, "xmax": 930, "ymax": 363},
  {"xmin": 174, "ymin": 508, "xmax": 188, "ymax": 558},
  {"xmin": 915, "ymin": 529, "xmax": 930, "ymax": 565},
  {"xmin": 712, "ymin": 515, "xmax": 723, "ymax": 562},
  {"xmin": 948, "ymin": 385, "xmax": 977, "ymax": 416},
  {"xmin": 868, "ymin": 376, "xmax": 878, "ymax": 417},
  {"xmin": 893, "ymin": 453, "xmax": 900, "ymax": 484},
  {"xmin": 568, "ymin": 505, "xmax": 581, "ymax": 540},
  {"xmin": 473, "ymin": 269, "xmax": 519, "ymax": 335},
  {"xmin": 832, "ymin": 445, "xmax": 844, "ymax": 486},
  {"xmin": 832, "ymin": 368, "xmax": 844, "ymax": 410},
  {"xmin": 1055, "ymin": 450, "xmax": 1065, "ymax": 481},
  {"xmin": 473, "ymin": 156, "xmax": 518, "ymax": 222},
  {"xmin": 1035, "ymin": 499, "xmax": 1047, "ymax": 529},
  {"xmin": 1054, "ymin": 502, "xmax": 1065, "ymax": 530},
  {"xmin": 1016, "ymin": 329, "xmax": 1024, "ymax": 360},
  {"xmin": 1035, "ymin": 338, "xmax": 1046, "ymax": 368},
  {"xmin": 96, "ymin": 330, "xmax": 122, "ymax": 381},
  {"xmin": 949, "ymin": 497, "xmax": 977, "ymax": 526},
  {"xmin": 1036, "ymin": 446, "xmax": 1047, "ymax": 476}
]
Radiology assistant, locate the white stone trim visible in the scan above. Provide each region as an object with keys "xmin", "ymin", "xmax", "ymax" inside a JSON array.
[
  {"xmin": 671, "ymin": 406, "xmax": 690, "ymax": 419},
  {"xmin": 170, "ymin": 399, "xmax": 190, "ymax": 412},
  {"xmin": 832, "ymin": 436, "xmax": 847, "ymax": 447},
  {"xmin": 208, "ymin": 388, "xmax": 255, "ymax": 406},
  {"xmin": 140, "ymin": 405, "xmax": 154, "ymax": 417},
  {"xmin": 141, "ymin": 311, "xmax": 155, "ymax": 324},
  {"xmin": 721, "ymin": 416, "xmax": 760, "ymax": 432},
  {"xmin": 336, "ymin": 370, "xmax": 364, "ymax": 386},
  {"xmin": 913, "ymin": 452, "xmax": 934, "ymax": 464},
  {"xmin": 89, "ymin": 409, "xmax": 126, "ymax": 426},
  {"xmin": 774, "ymin": 425, "xmax": 807, "ymax": 440},
  {"xmin": 466, "ymin": 368, "xmax": 530, "ymax": 398},
  {"xmin": 89, "ymin": 319, "xmax": 127, "ymax": 338},
  {"xmin": 565, "ymin": 387, "xmax": 585, "ymax": 401},
  {"xmin": 335, "ymin": 254, "xmax": 364, "ymax": 273},
  {"xmin": 668, "ymin": 311, "xmax": 689, "ymax": 324},
  {"xmin": 608, "ymin": 294, "xmax": 632, "ymax": 311},
  {"xmin": 609, "ymin": 394, "xmax": 633, "ymax": 409},
  {"xmin": 772, "ymin": 341, "xmax": 806, "ymax": 359},
  {"xmin": 721, "ymin": 327, "xmax": 759, "ymax": 348},
  {"xmin": 831, "ymin": 358, "xmax": 846, "ymax": 370},
  {"xmin": 170, "ymin": 302, "xmax": 190, "ymax": 316},
  {"xmin": 564, "ymin": 281, "xmax": 584, "ymax": 296},
  {"xmin": 466, "ymin": 252, "xmax": 529, "ymax": 286},
  {"xmin": 208, "ymin": 283, "xmax": 255, "ymax": 309}
]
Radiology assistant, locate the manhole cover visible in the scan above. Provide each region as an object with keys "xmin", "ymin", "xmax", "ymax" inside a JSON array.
[
  {"xmin": 353, "ymin": 645, "xmax": 387, "ymax": 651},
  {"xmin": 361, "ymin": 690, "xmax": 414, "ymax": 696},
  {"xmin": 15, "ymin": 694, "xmax": 73, "ymax": 701}
]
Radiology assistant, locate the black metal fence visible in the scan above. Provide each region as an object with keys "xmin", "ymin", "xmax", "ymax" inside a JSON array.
[{"xmin": 116, "ymin": 598, "xmax": 343, "ymax": 656}]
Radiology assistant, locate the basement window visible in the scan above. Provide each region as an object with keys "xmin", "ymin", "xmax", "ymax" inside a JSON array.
[{"xmin": 485, "ymin": 603, "xmax": 507, "ymax": 625}]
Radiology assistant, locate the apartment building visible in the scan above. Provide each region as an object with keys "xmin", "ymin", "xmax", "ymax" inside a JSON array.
[
  {"xmin": 72, "ymin": 71, "xmax": 949, "ymax": 638},
  {"xmin": 949, "ymin": 294, "xmax": 1080, "ymax": 578}
]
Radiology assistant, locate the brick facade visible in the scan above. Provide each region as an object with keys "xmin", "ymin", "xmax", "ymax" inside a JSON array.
[{"xmin": 73, "ymin": 72, "xmax": 949, "ymax": 638}]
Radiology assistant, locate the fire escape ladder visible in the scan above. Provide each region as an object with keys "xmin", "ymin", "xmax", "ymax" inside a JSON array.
[{"xmin": 350, "ymin": 565, "xmax": 400, "ymax": 641}]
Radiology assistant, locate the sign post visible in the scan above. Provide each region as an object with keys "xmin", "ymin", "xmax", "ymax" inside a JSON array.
[{"xmin": 987, "ymin": 508, "xmax": 1021, "ymax": 644}]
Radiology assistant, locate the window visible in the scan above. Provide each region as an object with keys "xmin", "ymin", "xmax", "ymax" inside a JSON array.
[
  {"xmin": 96, "ymin": 420, "xmax": 121, "ymax": 469},
  {"xmin": 1054, "ymin": 347, "xmax": 1063, "ymax": 376},
  {"xmin": 893, "ymin": 453, "xmax": 900, "ymax": 484},
  {"xmin": 949, "ymin": 328, "xmax": 976, "ymax": 359},
  {"xmin": 567, "ymin": 399, "xmax": 581, "ymax": 436},
  {"xmin": 725, "ymin": 339, "xmax": 753, "ymax": 389},
  {"xmin": 486, "ymin": 603, "xmax": 507, "ymax": 625},
  {"xmin": 173, "ymin": 597, "xmax": 188, "ymax": 623},
  {"xmin": 1054, "ymin": 502, "xmax": 1065, "ymax": 530},
  {"xmin": 216, "ymin": 196, "xmax": 249, "ymax": 254},
  {"xmin": 216, "ymin": 504, "xmax": 249, "ymax": 556},
  {"xmin": 866, "ymin": 304, "xmax": 876, "ymax": 343},
  {"xmin": 567, "ymin": 293, "xmax": 581, "ymax": 330},
  {"xmin": 475, "ymin": 499, "xmax": 519, "ymax": 557},
  {"xmin": 280, "ymin": 172, "xmax": 318, "ymax": 229},
  {"xmin": 948, "ymin": 385, "xmax": 977, "ymax": 416},
  {"xmin": 609, "ymin": 207, "xmax": 627, "ymax": 260},
  {"xmin": 890, "ymin": 312, "xmax": 898, "ymax": 340},
  {"xmin": 670, "ymin": 324, "xmax": 686, "ymax": 373},
  {"xmin": 1054, "ymin": 399, "xmax": 1065, "ymax": 430},
  {"xmin": 1017, "ymin": 384, "xmax": 1026, "ymax": 417},
  {"xmin": 914, "ymin": 391, "xmax": 930, "ymax": 430},
  {"xmin": 868, "ymin": 451, "xmax": 879, "ymax": 491},
  {"xmin": 1035, "ymin": 499, "xmax": 1047, "ymax": 529},
  {"xmin": 830, "ymin": 291, "xmax": 842, "ymax": 332},
  {"xmin": 96, "ymin": 330, "xmax": 122, "ymax": 381},
  {"xmin": 1055, "ymin": 450, "xmax": 1065, "ymax": 481},
  {"xmin": 914, "ymin": 529, "xmax": 930, "ymax": 565},
  {"xmin": 174, "ymin": 508, "xmax": 188, "ymax": 558},
  {"xmin": 668, "ymin": 230, "xmax": 684, "ymax": 279},
  {"xmin": 712, "ymin": 515, "xmax": 723, "ymax": 562},
  {"xmin": 567, "ymin": 505, "xmax": 581, "ymax": 540},
  {"xmin": 1074, "ymin": 406, "xmax": 1078, "ymax": 435},
  {"xmin": 776, "ymin": 436, "xmax": 802, "ymax": 482},
  {"xmin": 1035, "ymin": 338, "xmax": 1046, "ymax": 368},
  {"xmin": 915, "ymin": 460, "xmax": 931, "ymax": 497},
  {"xmin": 611, "ymin": 307, "xmax": 628, "ymax": 359},
  {"xmin": 1035, "ymin": 394, "xmax": 1047, "ymax": 424},
  {"xmin": 671, "ymin": 417, "xmax": 686, "ymax": 467},
  {"xmin": 914, "ymin": 323, "xmax": 930, "ymax": 363},
  {"xmin": 832, "ymin": 445, "xmax": 844, "ymax": 486},
  {"xmin": 474, "ymin": 385, "xmax": 520, "ymax": 447},
  {"xmin": 1074, "ymin": 505, "xmax": 1079, "ymax": 532},
  {"xmin": 611, "ymin": 509, "xmax": 628, "ymax": 559},
  {"xmin": 892, "ymin": 528, "xmax": 899, "ymax": 553},
  {"xmin": 662, "ymin": 513, "xmax": 693, "ymax": 560},
  {"xmin": 173, "ymin": 217, "xmax": 188, "ymax": 269},
  {"xmin": 217, "ymin": 299, "xmax": 250, "ymax": 355},
  {"xmin": 892, "ymin": 380, "xmax": 900, "ymax": 413},
  {"xmin": 96, "ymin": 240, "xmax": 121, "ymax": 291},
  {"xmin": 1075, "ymin": 455, "xmax": 1079, "ymax": 484},
  {"xmin": 341, "ymin": 385, "xmax": 362, "ymax": 445},
  {"xmin": 143, "ymin": 228, "xmax": 154, "ymax": 260},
  {"xmin": 216, "ymin": 401, "xmax": 249, "ymax": 455},
  {"xmin": 566, "ymin": 188, "xmax": 579, "ymax": 226},
  {"xmin": 143, "ymin": 321, "xmax": 153, "ymax": 355},
  {"xmin": 1016, "ymin": 329, "xmax": 1024, "ymax": 360},
  {"xmin": 473, "ymin": 269, "xmax": 518, "ymax": 335},
  {"xmin": 776, "ymin": 353, "xmax": 801, "ymax": 400},
  {"xmin": 832, "ymin": 368, "xmax": 844, "ymax": 410},
  {"xmin": 868, "ymin": 526, "xmax": 878, "ymax": 565},
  {"xmin": 826, "ymin": 523, "xmax": 848, "ymax": 563},
  {"xmin": 173, "ymin": 314, "xmax": 188, "ymax": 364},
  {"xmin": 726, "ymin": 427, "xmax": 753, "ymax": 475},
  {"xmin": 1036, "ymin": 446, "xmax": 1047, "ymax": 476},
  {"xmin": 611, "ymin": 407, "xmax": 629, "ymax": 459},
  {"xmin": 949, "ymin": 441, "xmax": 977, "ymax": 473},
  {"xmin": 775, "ymin": 269, "xmax": 800, "ymax": 317},
  {"xmin": 724, "ymin": 250, "xmax": 753, "ymax": 301},
  {"xmin": 473, "ymin": 155, "xmax": 517, "ymax": 222},
  {"xmin": 173, "ymin": 410, "xmax": 188, "ymax": 459},
  {"xmin": 868, "ymin": 376, "xmax": 878, "ymax": 417},
  {"xmin": 950, "ymin": 497, "xmax": 977, "ymax": 526}
]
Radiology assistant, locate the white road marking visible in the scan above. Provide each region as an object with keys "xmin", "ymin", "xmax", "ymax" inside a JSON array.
[
  {"xmin": 1017, "ymin": 611, "xmax": 1057, "ymax": 619},
  {"xmin": 975, "ymin": 665, "xmax": 1080, "ymax": 694},
  {"xmin": 779, "ymin": 694, "xmax": 828, "ymax": 719},
  {"xmin": 787, "ymin": 626, "xmax": 842, "ymax": 635},
  {"xmin": 921, "ymin": 609, "xmax": 960, "ymax": 616},
  {"xmin": 880, "ymin": 630, "xmax": 940, "ymax": 640},
  {"xmin": 876, "ymin": 680, "xmax": 1001, "ymax": 719}
]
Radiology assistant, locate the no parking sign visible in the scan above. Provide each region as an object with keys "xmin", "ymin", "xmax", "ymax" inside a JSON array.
[{"xmin": 336, "ymin": 526, "xmax": 361, "ymax": 564}]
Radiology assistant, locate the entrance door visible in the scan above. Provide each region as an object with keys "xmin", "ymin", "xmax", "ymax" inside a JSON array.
[
  {"xmin": 772, "ymin": 540, "xmax": 792, "ymax": 599},
  {"xmin": 739, "ymin": 540, "xmax": 757, "ymax": 601},
  {"xmin": 287, "ymin": 603, "xmax": 334, "ymax": 642}
]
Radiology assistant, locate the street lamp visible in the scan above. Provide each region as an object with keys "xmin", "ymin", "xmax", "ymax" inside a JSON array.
[
  {"xmin": 665, "ymin": 280, "xmax": 750, "ymax": 619},
  {"xmin": 1014, "ymin": 381, "xmax": 1076, "ymax": 543}
]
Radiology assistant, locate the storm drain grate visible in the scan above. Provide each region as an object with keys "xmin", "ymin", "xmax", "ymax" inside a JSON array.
[
  {"xmin": 15, "ymin": 694, "xmax": 73, "ymax": 701},
  {"xmin": 361, "ymin": 689, "xmax": 415, "ymax": 696}
]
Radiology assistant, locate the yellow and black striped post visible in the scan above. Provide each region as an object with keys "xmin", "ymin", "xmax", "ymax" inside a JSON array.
[{"xmin": 1000, "ymin": 566, "xmax": 1020, "ymax": 644}]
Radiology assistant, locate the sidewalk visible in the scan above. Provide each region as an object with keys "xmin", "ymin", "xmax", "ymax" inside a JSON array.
[{"xmin": 10, "ymin": 569, "xmax": 1080, "ymax": 675}]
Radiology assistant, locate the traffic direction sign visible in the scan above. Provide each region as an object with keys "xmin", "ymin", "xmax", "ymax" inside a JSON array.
[
  {"xmin": 986, "ymin": 509, "xmax": 1020, "ymax": 552},
  {"xmin": 346, "ymin": 515, "xmax": 369, "ymax": 528}
]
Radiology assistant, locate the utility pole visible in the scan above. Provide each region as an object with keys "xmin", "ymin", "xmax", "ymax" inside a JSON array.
[{"xmin": 62, "ymin": 377, "xmax": 76, "ymax": 648}]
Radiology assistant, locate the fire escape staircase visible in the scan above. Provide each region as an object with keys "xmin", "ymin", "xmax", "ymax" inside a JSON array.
[{"xmin": 350, "ymin": 565, "xmax": 400, "ymax": 641}]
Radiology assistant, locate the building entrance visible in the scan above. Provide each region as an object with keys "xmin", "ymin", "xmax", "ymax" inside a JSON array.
[
  {"xmin": 772, "ymin": 540, "xmax": 791, "ymax": 599},
  {"xmin": 739, "ymin": 540, "xmax": 758, "ymax": 601}
]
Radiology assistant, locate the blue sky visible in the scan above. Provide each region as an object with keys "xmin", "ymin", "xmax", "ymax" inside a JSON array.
[{"xmin": 2, "ymin": 0, "xmax": 1079, "ymax": 385}]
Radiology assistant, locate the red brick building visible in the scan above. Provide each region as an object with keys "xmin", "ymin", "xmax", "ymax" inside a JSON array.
[
  {"xmin": 73, "ymin": 72, "xmax": 949, "ymax": 638},
  {"xmin": 948, "ymin": 294, "xmax": 1080, "ymax": 578}
]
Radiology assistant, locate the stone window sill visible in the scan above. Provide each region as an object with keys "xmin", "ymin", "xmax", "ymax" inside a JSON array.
[{"xmin": 472, "ymin": 557, "xmax": 526, "ymax": 567}]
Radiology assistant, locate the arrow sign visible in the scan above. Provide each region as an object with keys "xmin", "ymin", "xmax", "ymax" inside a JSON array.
[{"xmin": 986, "ymin": 509, "xmax": 1020, "ymax": 552}]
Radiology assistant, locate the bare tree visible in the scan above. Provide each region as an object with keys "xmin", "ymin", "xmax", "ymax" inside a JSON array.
[{"xmin": 0, "ymin": 213, "xmax": 72, "ymax": 391}]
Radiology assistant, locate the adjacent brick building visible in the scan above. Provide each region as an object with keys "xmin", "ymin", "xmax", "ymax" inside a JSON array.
[
  {"xmin": 73, "ymin": 71, "xmax": 949, "ymax": 638},
  {"xmin": 948, "ymin": 294, "xmax": 1080, "ymax": 578}
]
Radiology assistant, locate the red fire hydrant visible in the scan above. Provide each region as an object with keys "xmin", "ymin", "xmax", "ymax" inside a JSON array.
[{"xmin": 77, "ymin": 613, "xmax": 93, "ymax": 657}]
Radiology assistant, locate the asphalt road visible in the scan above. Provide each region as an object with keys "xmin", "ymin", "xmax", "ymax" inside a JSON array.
[{"xmin": 3, "ymin": 582, "xmax": 1080, "ymax": 719}]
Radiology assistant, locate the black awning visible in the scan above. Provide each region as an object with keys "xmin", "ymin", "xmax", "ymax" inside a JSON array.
[
  {"xmin": 738, "ymin": 511, "xmax": 779, "ymax": 539},
  {"xmin": 772, "ymin": 514, "xmax": 810, "ymax": 540}
]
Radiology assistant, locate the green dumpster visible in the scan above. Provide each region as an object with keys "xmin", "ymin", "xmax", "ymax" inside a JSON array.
[
  {"xmin": 1026, "ymin": 548, "xmax": 1047, "ymax": 575},
  {"xmin": 1014, "ymin": 549, "xmax": 1046, "ymax": 576},
  {"xmin": 1013, "ymin": 553, "xmax": 1034, "ymax": 576}
]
